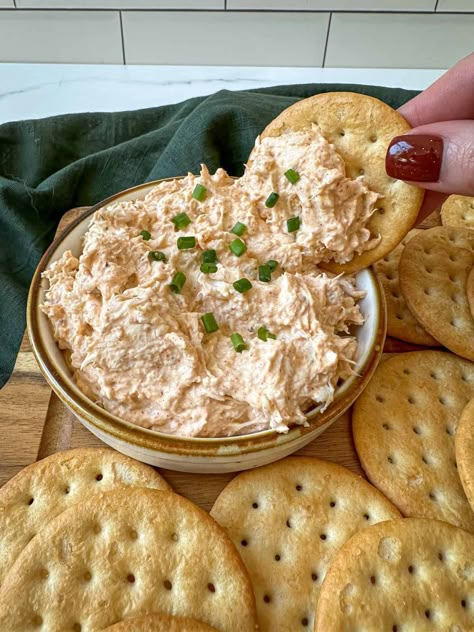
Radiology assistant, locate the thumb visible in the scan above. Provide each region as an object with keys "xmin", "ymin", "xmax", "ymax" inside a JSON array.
[{"xmin": 386, "ymin": 120, "xmax": 474, "ymax": 196}]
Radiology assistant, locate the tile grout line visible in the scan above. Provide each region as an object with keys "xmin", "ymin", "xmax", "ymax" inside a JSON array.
[
  {"xmin": 434, "ymin": 0, "xmax": 440, "ymax": 10},
  {"xmin": 322, "ymin": 12, "xmax": 332, "ymax": 68},
  {"xmin": 119, "ymin": 10, "xmax": 126, "ymax": 65}
]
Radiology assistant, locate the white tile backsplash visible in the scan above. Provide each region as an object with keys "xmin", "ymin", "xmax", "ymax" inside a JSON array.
[
  {"xmin": 0, "ymin": 0, "xmax": 15, "ymax": 7},
  {"xmin": 326, "ymin": 12, "xmax": 473, "ymax": 68},
  {"xmin": 16, "ymin": 0, "xmax": 223, "ymax": 7},
  {"xmin": 228, "ymin": 0, "xmax": 436, "ymax": 10},
  {"xmin": 437, "ymin": 0, "xmax": 474, "ymax": 10},
  {"xmin": 0, "ymin": 11, "xmax": 123, "ymax": 64},
  {"xmin": 122, "ymin": 11, "xmax": 330, "ymax": 66}
]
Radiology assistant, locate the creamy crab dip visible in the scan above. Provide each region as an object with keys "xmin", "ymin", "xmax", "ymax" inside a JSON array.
[{"xmin": 42, "ymin": 126, "xmax": 380, "ymax": 437}]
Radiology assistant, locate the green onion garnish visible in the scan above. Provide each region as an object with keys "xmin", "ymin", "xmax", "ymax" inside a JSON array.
[
  {"xmin": 229, "ymin": 238, "xmax": 247, "ymax": 257},
  {"xmin": 284, "ymin": 169, "xmax": 300, "ymax": 184},
  {"xmin": 192, "ymin": 184, "xmax": 207, "ymax": 202},
  {"xmin": 233, "ymin": 278, "xmax": 252, "ymax": 294},
  {"xmin": 257, "ymin": 326, "xmax": 276, "ymax": 342},
  {"xmin": 258, "ymin": 265, "xmax": 272, "ymax": 283},
  {"xmin": 266, "ymin": 260, "xmax": 279, "ymax": 272},
  {"xmin": 231, "ymin": 333, "xmax": 247, "ymax": 353},
  {"xmin": 148, "ymin": 251, "xmax": 167, "ymax": 262},
  {"xmin": 201, "ymin": 312, "xmax": 219, "ymax": 334},
  {"xmin": 169, "ymin": 271, "xmax": 186, "ymax": 294},
  {"xmin": 200, "ymin": 263, "xmax": 218, "ymax": 274},
  {"xmin": 265, "ymin": 192, "xmax": 279, "ymax": 208},
  {"xmin": 140, "ymin": 230, "xmax": 151, "ymax": 241},
  {"xmin": 287, "ymin": 217, "xmax": 301, "ymax": 233},
  {"xmin": 231, "ymin": 222, "xmax": 247, "ymax": 237},
  {"xmin": 177, "ymin": 236, "xmax": 196, "ymax": 250},
  {"xmin": 172, "ymin": 212, "xmax": 191, "ymax": 230},
  {"xmin": 202, "ymin": 249, "xmax": 217, "ymax": 264}
]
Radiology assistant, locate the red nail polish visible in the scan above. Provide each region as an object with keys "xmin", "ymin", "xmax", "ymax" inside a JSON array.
[{"xmin": 386, "ymin": 135, "xmax": 443, "ymax": 182}]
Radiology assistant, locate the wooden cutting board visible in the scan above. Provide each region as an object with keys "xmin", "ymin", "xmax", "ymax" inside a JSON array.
[{"xmin": 0, "ymin": 207, "xmax": 441, "ymax": 511}]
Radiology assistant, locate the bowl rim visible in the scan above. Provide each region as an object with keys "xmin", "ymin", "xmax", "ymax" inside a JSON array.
[{"xmin": 27, "ymin": 177, "xmax": 387, "ymax": 458}]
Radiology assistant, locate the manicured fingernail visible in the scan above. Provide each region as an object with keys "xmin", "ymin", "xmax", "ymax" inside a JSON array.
[{"xmin": 385, "ymin": 135, "xmax": 443, "ymax": 182}]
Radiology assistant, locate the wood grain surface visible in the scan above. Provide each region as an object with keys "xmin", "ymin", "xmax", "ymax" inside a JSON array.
[{"xmin": 0, "ymin": 206, "xmax": 442, "ymax": 511}]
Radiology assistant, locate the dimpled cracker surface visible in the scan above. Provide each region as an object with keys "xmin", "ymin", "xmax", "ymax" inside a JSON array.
[
  {"xmin": 441, "ymin": 195, "xmax": 474, "ymax": 230},
  {"xmin": 399, "ymin": 226, "xmax": 474, "ymax": 361},
  {"xmin": 103, "ymin": 613, "xmax": 218, "ymax": 631},
  {"xmin": 374, "ymin": 229, "xmax": 438, "ymax": 346},
  {"xmin": 0, "ymin": 488, "xmax": 257, "ymax": 632},
  {"xmin": 456, "ymin": 399, "xmax": 474, "ymax": 513},
  {"xmin": 0, "ymin": 447, "xmax": 170, "ymax": 587},
  {"xmin": 353, "ymin": 351, "xmax": 474, "ymax": 531},
  {"xmin": 258, "ymin": 92, "xmax": 423, "ymax": 273},
  {"xmin": 210, "ymin": 456, "xmax": 400, "ymax": 632},
  {"xmin": 314, "ymin": 518, "xmax": 474, "ymax": 632}
]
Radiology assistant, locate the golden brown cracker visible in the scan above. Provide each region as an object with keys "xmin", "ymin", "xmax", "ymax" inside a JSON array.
[
  {"xmin": 210, "ymin": 456, "xmax": 400, "ymax": 632},
  {"xmin": 399, "ymin": 226, "xmax": 474, "ymax": 361},
  {"xmin": 315, "ymin": 518, "xmax": 474, "ymax": 631},
  {"xmin": 353, "ymin": 351, "xmax": 474, "ymax": 531},
  {"xmin": 103, "ymin": 613, "xmax": 218, "ymax": 631},
  {"xmin": 374, "ymin": 229, "xmax": 438, "ymax": 346},
  {"xmin": 441, "ymin": 195, "xmax": 474, "ymax": 230},
  {"xmin": 0, "ymin": 488, "xmax": 257, "ymax": 632},
  {"xmin": 0, "ymin": 447, "xmax": 171, "ymax": 587},
  {"xmin": 456, "ymin": 399, "xmax": 474, "ymax": 514},
  {"xmin": 258, "ymin": 92, "xmax": 423, "ymax": 273}
]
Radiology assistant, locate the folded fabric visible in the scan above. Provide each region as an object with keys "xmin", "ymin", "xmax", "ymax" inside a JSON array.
[{"xmin": 0, "ymin": 83, "xmax": 418, "ymax": 388}]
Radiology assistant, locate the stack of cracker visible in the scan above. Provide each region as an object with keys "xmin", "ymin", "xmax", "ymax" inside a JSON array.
[
  {"xmin": 0, "ymin": 448, "xmax": 258, "ymax": 631},
  {"xmin": 375, "ymin": 194, "xmax": 474, "ymax": 352}
]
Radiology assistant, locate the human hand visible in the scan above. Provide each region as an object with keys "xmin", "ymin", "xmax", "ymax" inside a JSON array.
[{"xmin": 386, "ymin": 53, "xmax": 474, "ymax": 222}]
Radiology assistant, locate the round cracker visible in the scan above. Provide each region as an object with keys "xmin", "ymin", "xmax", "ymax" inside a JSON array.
[
  {"xmin": 456, "ymin": 399, "xmax": 474, "ymax": 514},
  {"xmin": 315, "ymin": 518, "xmax": 474, "ymax": 631},
  {"xmin": 0, "ymin": 488, "xmax": 257, "ymax": 632},
  {"xmin": 210, "ymin": 456, "xmax": 400, "ymax": 632},
  {"xmin": 441, "ymin": 194, "xmax": 474, "ymax": 230},
  {"xmin": 374, "ymin": 229, "xmax": 438, "ymax": 346},
  {"xmin": 104, "ymin": 613, "xmax": 218, "ymax": 631},
  {"xmin": 399, "ymin": 226, "xmax": 474, "ymax": 361},
  {"xmin": 256, "ymin": 92, "xmax": 423, "ymax": 273},
  {"xmin": 468, "ymin": 267, "xmax": 474, "ymax": 319},
  {"xmin": 0, "ymin": 447, "xmax": 170, "ymax": 587},
  {"xmin": 353, "ymin": 351, "xmax": 474, "ymax": 531}
]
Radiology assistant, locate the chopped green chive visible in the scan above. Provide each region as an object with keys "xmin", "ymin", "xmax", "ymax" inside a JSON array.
[
  {"xmin": 172, "ymin": 212, "xmax": 191, "ymax": 230},
  {"xmin": 192, "ymin": 184, "xmax": 207, "ymax": 202},
  {"xmin": 284, "ymin": 169, "xmax": 300, "ymax": 184},
  {"xmin": 202, "ymin": 249, "xmax": 217, "ymax": 264},
  {"xmin": 201, "ymin": 312, "xmax": 219, "ymax": 334},
  {"xmin": 258, "ymin": 265, "xmax": 272, "ymax": 283},
  {"xmin": 229, "ymin": 238, "xmax": 247, "ymax": 257},
  {"xmin": 265, "ymin": 192, "xmax": 279, "ymax": 208},
  {"xmin": 200, "ymin": 263, "xmax": 218, "ymax": 274},
  {"xmin": 231, "ymin": 333, "xmax": 247, "ymax": 353},
  {"xmin": 169, "ymin": 271, "xmax": 186, "ymax": 294},
  {"xmin": 140, "ymin": 230, "xmax": 151, "ymax": 241},
  {"xmin": 177, "ymin": 236, "xmax": 196, "ymax": 250},
  {"xmin": 233, "ymin": 278, "xmax": 252, "ymax": 294},
  {"xmin": 266, "ymin": 260, "xmax": 279, "ymax": 273},
  {"xmin": 287, "ymin": 217, "xmax": 301, "ymax": 233},
  {"xmin": 258, "ymin": 326, "xmax": 276, "ymax": 342},
  {"xmin": 231, "ymin": 222, "xmax": 247, "ymax": 237},
  {"xmin": 148, "ymin": 251, "xmax": 167, "ymax": 262}
]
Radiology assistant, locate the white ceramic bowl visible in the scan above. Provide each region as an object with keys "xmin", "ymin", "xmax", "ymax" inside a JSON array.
[{"xmin": 27, "ymin": 179, "xmax": 386, "ymax": 473}]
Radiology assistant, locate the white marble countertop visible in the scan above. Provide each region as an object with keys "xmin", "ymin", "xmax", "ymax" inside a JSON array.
[{"xmin": 0, "ymin": 64, "xmax": 444, "ymax": 125}]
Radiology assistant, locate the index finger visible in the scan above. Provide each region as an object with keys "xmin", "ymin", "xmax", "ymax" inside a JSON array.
[{"xmin": 400, "ymin": 52, "xmax": 474, "ymax": 127}]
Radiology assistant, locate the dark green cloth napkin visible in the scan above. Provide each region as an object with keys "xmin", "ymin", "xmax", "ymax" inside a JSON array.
[{"xmin": 0, "ymin": 83, "xmax": 418, "ymax": 388}]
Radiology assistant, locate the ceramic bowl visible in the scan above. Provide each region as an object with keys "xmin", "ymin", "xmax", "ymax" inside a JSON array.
[{"xmin": 27, "ymin": 179, "xmax": 386, "ymax": 473}]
